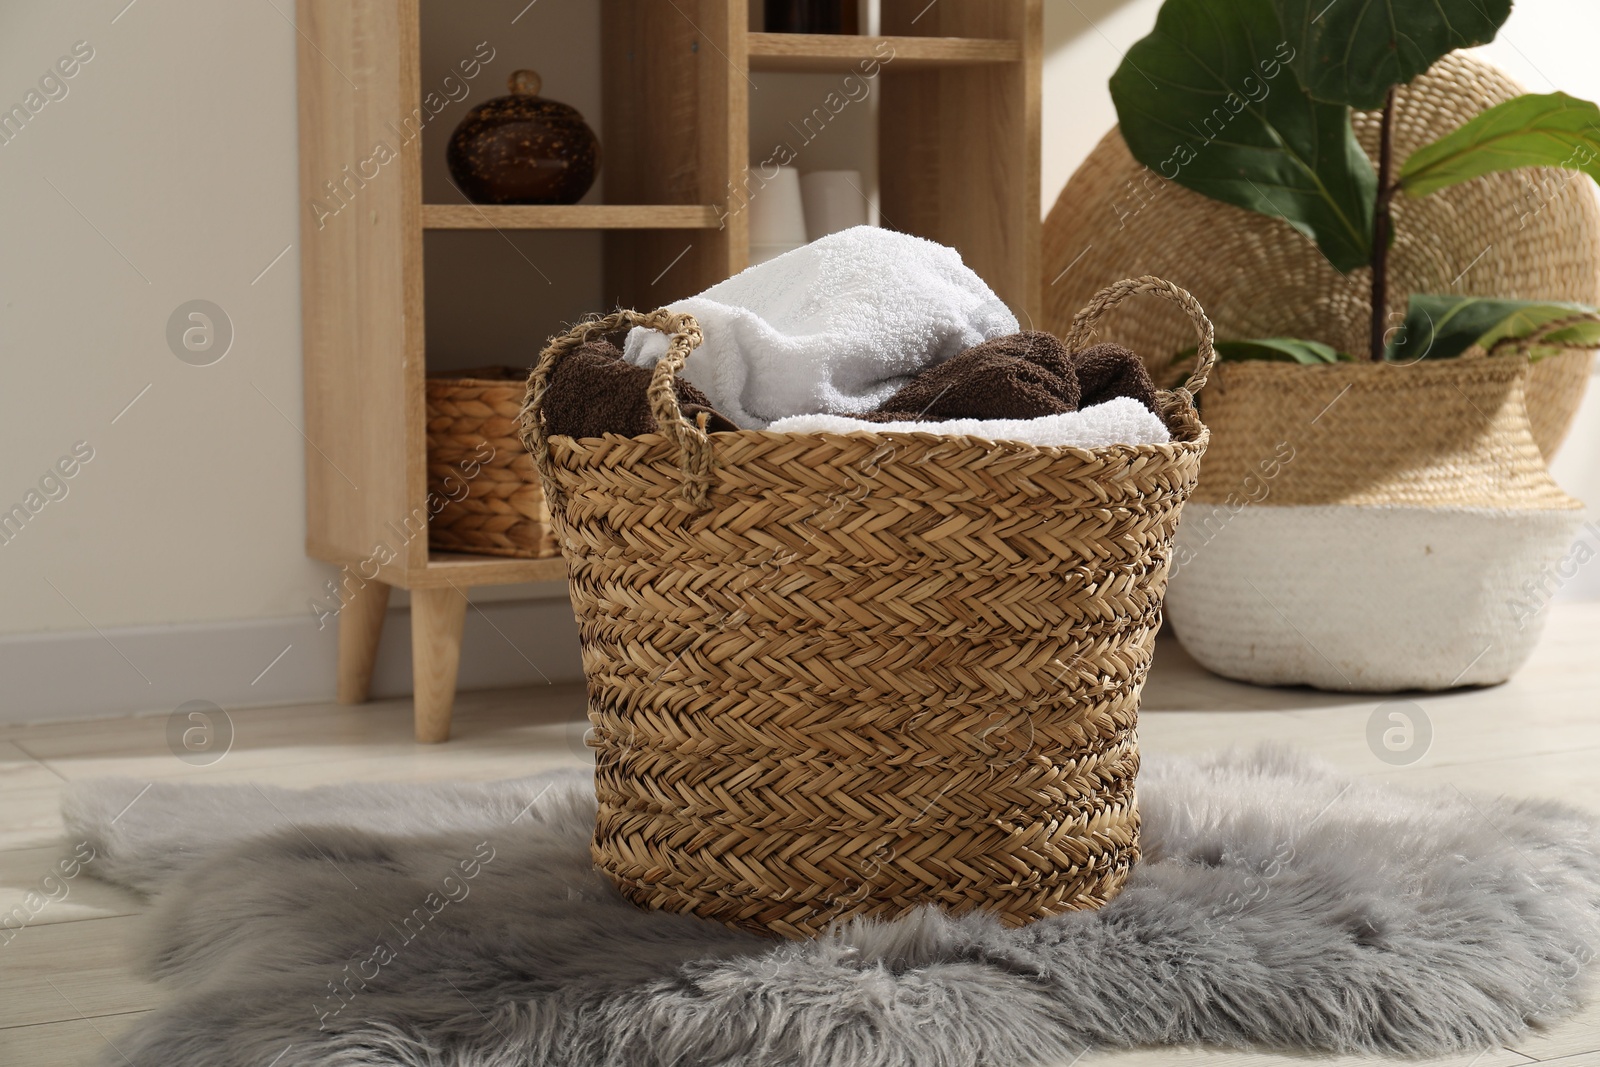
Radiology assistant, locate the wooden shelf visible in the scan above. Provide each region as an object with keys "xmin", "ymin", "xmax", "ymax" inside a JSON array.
[
  {"xmin": 297, "ymin": 0, "xmax": 1039, "ymax": 740},
  {"xmin": 411, "ymin": 553, "xmax": 568, "ymax": 588},
  {"xmin": 300, "ymin": 0, "xmax": 1039, "ymax": 596},
  {"xmin": 306, "ymin": 544, "xmax": 569, "ymax": 591},
  {"xmin": 748, "ymin": 33, "xmax": 1020, "ymax": 72},
  {"xmin": 421, "ymin": 203, "xmax": 721, "ymax": 230}
]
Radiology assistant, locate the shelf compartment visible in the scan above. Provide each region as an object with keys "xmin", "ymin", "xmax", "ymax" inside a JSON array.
[
  {"xmin": 421, "ymin": 204, "xmax": 722, "ymax": 230},
  {"xmin": 747, "ymin": 33, "xmax": 1020, "ymax": 72}
]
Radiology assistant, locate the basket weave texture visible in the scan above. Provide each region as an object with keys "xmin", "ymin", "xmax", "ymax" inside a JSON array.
[
  {"xmin": 520, "ymin": 277, "xmax": 1214, "ymax": 938},
  {"xmin": 426, "ymin": 367, "xmax": 559, "ymax": 559},
  {"xmin": 1042, "ymin": 52, "xmax": 1600, "ymax": 459},
  {"xmin": 1193, "ymin": 355, "xmax": 1586, "ymax": 511}
]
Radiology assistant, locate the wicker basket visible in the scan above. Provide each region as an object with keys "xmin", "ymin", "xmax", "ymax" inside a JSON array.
[
  {"xmin": 1042, "ymin": 52, "xmax": 1600, "ymax": 459},
  {"xmin": 425, "ymin": 367, "xmax": 558, "ymax": 559},
  {"xmin": 519, "ymin": 277, "xmax": 1215, "ymax": 938},
  {"xmin": 1166, "ymin": 325, "xmax": 1590, "ymax": 691}
]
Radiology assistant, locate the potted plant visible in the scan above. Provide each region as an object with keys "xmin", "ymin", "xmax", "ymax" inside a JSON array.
[{"xmin": 1107, "ymin": 0, "xmax": 1600, "ymax": 691}]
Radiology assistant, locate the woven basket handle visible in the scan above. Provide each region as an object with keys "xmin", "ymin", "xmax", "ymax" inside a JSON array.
[
  {"xmin": 1062, "ymin": 276, "xmax": 1216, "ymax": 415},
  {"xmin": 519, "ymin": 308, "xmax": 713, "ymax": 511}
]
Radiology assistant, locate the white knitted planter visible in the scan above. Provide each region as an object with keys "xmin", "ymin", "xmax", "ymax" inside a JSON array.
[
  {"xmin": 1166, "ymin": 504, "xmax": 1586, "ymax": 691},
  {"xmin": 1164, "ymin": 353, "xmax": 1589, "ymax": 693}
]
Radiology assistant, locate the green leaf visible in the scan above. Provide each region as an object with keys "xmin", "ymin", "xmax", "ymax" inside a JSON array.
[
  {"xmin": 1110, "ymin": 0, "xmax": 1376, "ymax": 273},
  {"xmin": 1219, "ymin": 338, "xmax": 1350, "ymax": 364},
  {"xmin": 1274, "ymin": 0, "xmax": 1510, "ymax": 109},
  {"xmin": 1384, "ymin": 294, "xmax": 1600, "ymax": 362},
  {"xmin": 1173, "ymin": 338, "xmax": 1351, "ymax": 368},
  {"xmin": 1398, "ymin": 92, "xmax": 1600, "ymax": 198}
]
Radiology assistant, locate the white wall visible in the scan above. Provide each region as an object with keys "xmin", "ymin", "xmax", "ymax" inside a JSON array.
[
  {"xmin": 0, "ymin": 0, "xmax": 595, "ymax": 720},
  {"xmin": 2, "ymin": 0, "xmax": 1598, "ymax": 721},
  {"xmin": 1, "ymin": 0, "xmax": 310, "ymax": 636}
]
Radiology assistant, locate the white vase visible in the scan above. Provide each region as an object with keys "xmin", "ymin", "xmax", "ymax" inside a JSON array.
[
  {"xmin": 748, "ymin": 165, "xmax": 807, "ymax": 264},
  {"xmin": 799, "ymin": 170, "xmax": 868, "ymax": 241}
]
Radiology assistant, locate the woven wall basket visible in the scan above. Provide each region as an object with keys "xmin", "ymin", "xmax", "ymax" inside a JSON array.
[
  {"xmin": 1165, "ymin": 344, "xmax": 1586, "ymax": 692},
  {"xmin": 519, "ymin": 277, "xmax": 1214, "ymax": 939},
  {"xmin": 425, "ymin": 368, "xmax": 559, "ymax": 559},
  {"xmin": 1042, "ymin": 51, "xmax": 1600, "ymax": 460}
]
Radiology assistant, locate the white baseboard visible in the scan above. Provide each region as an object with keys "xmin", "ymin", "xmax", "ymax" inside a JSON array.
[{"xmin": 0, "ymin": 597, "xmax": 585, "ymax": 726}]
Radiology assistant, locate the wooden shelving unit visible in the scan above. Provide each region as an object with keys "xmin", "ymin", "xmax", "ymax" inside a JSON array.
[
  {"xmin": 420, "ymin": 204, "xmax": 723, "ymax": 230},
  {"xmin": 296, "ymin": 0, "xmax": 1040, "ymax": 741},
  {"xmin": 747, "ymin": 32, "xmax": 1022, "ymax": 71}
]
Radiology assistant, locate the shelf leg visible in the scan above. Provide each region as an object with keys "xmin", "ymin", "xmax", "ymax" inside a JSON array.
[
  {"xmin": 410, "ymin": 585, "xmax": 470, "ymax": 743},
  {"xmin": 336, "ymin": 573, "xmax": 391, "ymax": 705}
]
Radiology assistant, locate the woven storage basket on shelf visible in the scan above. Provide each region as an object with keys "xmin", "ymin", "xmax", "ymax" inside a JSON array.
[
  {"xmin": 1042, "ymin": 52, "xmax": 1600, "ymax": 459},
  {"xmin": 520, "ymin": 277, "xmax": 1215, "ymax": 939},
  {"xmin": 1166, "ymin": 321, "xmax": 1592, "ymax": 692},
  {"xmin": 425, "ymin": 367, "xmax": 558, "ymax": 559}
]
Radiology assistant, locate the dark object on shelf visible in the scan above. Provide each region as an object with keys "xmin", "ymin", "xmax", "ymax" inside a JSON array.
[
  {"xmin": 446, "ymin": 70, "xmax": 599, "ymax": 205},
  {"xmin": 764, "ymin": 0, "xmax": 857, "ymax": 34}
]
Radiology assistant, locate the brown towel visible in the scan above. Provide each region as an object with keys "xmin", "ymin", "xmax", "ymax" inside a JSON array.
[
  {"xmin": 868, "ymin": 331, "xmax": 1080, "ymax": 422},
  {"xmin": 1072, "ymin": 342, "xmax": 1161, "ymax": 416},
  {"xmin": 542, "ymin": 340, "xmax": 737, "ymax": 439},
  {"xmin": 867, "ymin": 333, "xmax": 1161, "ymax": 422}
]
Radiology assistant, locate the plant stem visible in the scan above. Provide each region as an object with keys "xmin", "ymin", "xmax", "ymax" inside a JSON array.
[{"xmin": 1369, "ymin": 84, "xmax": 1398, "ymax": 361}]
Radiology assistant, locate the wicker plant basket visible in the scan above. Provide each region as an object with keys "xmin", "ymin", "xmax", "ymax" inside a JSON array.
[
  {"xmin": 1042, "ymin": 52, "xmax": 1600, "ymax": 459},
  {"xmin": 425, "ymin": 367, "xmax": 558, "ymax": 559},
  {"xmin": 1166, "ymin": 322, "xmax": 1593, "ymax": 691},
  {"xmin": 519, "ymin": 277, "xmax": 1215, "ymax": 938}
]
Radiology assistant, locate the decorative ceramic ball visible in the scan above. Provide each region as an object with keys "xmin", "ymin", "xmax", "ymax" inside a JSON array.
[{"xmin": 446, "ymin": 70, "xmax": 600, "ymax": 205}]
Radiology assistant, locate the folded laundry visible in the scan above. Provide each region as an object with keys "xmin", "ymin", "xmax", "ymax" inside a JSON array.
[
  {"xmin": 543, "ymin": 331, "xmax": 1167, "ymax": 446},
  {"xmin": 767, "ymin": 397, "xmax": 1172, "ymax": 449},
  {"xmin": 622, "ymin": 226, "xmax": 1018, "ymax": 429},
  {"xmin": 865, "ymin": 331, "xmax": 1080, "ymax": 421},
  {"xmin": 768, "ymin": 329, "xmax": 1171, "ymax": 447},
  {"xmin": 542, "ymin": 340, "xmax": 738, "ymax": 439},
  {"xmin": 548, "ymin": 231, "xmax": 1164, "ymax": 446},
  {"xmin": 863, "ymin": 335, "xmax": 1162, "ymax": 423},
  {"xmin": 1073, "ymin": 342, "xmax": 1161, "ymax": 416}
]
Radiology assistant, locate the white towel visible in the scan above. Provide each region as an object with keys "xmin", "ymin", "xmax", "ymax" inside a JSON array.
[
  {"xmin": 767, "ymin": 397, "xmax": 1172, "ymax": 449},
  {"xmin": 624, "ymin": 226, "xmax": 1017, "ymax": 429}
]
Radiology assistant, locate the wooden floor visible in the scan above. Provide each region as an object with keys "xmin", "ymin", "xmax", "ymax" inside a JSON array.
[{"xmin": 3, "ymin": 604, "xmax": 1599, "ymax": 1066}]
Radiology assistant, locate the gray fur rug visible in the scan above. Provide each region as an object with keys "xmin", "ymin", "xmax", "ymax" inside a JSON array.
[{"xmin": 63, "ymin": 747, "xmax": 1600, "ymax": 1067}]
